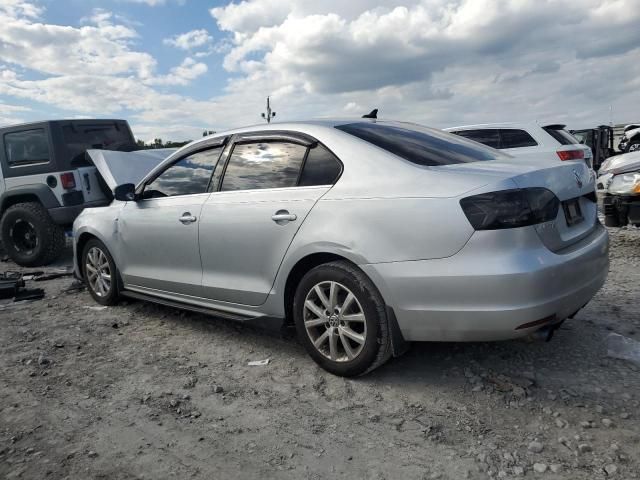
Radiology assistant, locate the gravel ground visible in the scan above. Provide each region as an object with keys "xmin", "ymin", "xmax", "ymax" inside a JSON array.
[{"xmin": 1, "ymin": 227, "xmax": 639, "ymax": 480}]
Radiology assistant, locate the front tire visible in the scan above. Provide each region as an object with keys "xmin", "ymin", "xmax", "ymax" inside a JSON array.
[
  {"xmin": 0, "ymin": 202, "xmax": 65, "ymax": 267},
  {"xmin": 293, "ymin": 261, "xmax": 392, "ymax": 376},
  {"xmin": 82, "ymin": 239, "xmax": 120, "ymax": 306}
]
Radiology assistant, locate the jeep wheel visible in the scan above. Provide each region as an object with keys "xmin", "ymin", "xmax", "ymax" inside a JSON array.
[{"xmin": 0, "ymin": 202, "xmax": 66, "ymax": 267}]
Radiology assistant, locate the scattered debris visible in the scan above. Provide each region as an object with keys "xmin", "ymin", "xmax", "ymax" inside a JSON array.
[
  {"xmin": 212, "ymin": 385, "xmax": 224, "ymax": 393},
  {"xmin": 607, "ymin": 333, "xmax": 640, "ymax": 366},
  {"xmin": 247, "ymin": 359, "xmax": 270, "ymax": 366},
  {"xmin": 14, "ymin": 288, "xmax": 45, "ymax": 302},
  {"xmin": 84, "ymin": 305, "xmax": 108, "ymax": 311}
]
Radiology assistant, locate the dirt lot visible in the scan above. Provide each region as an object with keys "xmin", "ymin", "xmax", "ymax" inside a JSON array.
[{"xmin": 1, "ymin": 227, "xmax": 639, "ymax": 480}]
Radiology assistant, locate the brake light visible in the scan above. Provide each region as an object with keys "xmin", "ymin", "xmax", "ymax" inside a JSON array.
[
  {"xmin": 459, "ymin": 188, "xmax": 560, "ymax": 230},
  {"xmin": 557, "ymin": 149, "xmax": 584, "ymax": 161},
  {"xmin": 60, "ymin": 172, "xmax": 76, "ymax": 189}
]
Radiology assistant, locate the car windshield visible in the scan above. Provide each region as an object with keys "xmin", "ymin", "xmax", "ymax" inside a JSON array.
[{"xmin": 335, "ymin": 122, "xmax": 507, "ymax": 166}]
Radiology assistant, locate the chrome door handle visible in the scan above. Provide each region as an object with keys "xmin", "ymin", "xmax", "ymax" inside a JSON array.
[
  {"xmin": 179, "ymin": 213, "xmax": 197, "ymax": 224},
  {"xmin": 271, "ymin": 210, "xmax": 297, "ymax": 223}
]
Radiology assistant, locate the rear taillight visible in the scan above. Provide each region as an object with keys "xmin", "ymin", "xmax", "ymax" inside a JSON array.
[
  {"xmin": 557, "ymin": 149, "xmax": 584, "ymax": 161},
  {"xmin": 60, "ymin": 172, "xmax": 76, "ymax": 189},
  {"xmin": 460, "ymin": 188, "xmax": 559, "ymax": 230}
]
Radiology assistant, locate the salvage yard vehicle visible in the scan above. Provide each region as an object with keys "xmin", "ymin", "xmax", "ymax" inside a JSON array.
[
  {"xmin": 445, "ymin": 122, "xmax": 593, "ymax": 168},
  {"xmin": 570, "ymin": 125, "xmax": 617, "ymax": 171},
  {"xmin": 73, "ymin": 120, "xmax": 609, "ymax": 376},
  {"xmin": 0, "ymin": 119, "xmax": 137, "ymax": 266},
  {"xmin": 618, "ymin": 124, "xmax": 640, "ymax": 153},
  {"xmin": 597, "ymin": 151, "xmax": 640, "ymax": 227}
]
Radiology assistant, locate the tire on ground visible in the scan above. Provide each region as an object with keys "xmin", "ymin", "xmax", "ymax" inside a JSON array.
[
  {"xmin": 293, "ymin": 260, "xmax": 392, "ymax": 377},
  {"xmin": 81, "ymin": 238, "xmax": 120, "ymax": 306},
  {"xmin": 0, "ymin": 202, "xmax": 66, "ymax": 267}
]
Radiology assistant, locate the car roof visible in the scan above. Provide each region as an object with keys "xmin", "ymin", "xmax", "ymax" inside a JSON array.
[
  {"xmin": 0, "ymin": 118, "xmax": 129, "ymax": 130},
  {"xmin": 443, "ymin": 121, "xmax": 544, "ymax": 131}
]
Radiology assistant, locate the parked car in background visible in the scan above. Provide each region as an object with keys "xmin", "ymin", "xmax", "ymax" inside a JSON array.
[
  {"xmin": 571, "ymin": 125, "xmax": 616, "ymax": 171},
  {"xmin": 597, "ymin": 151, "xmax": 640, "ymax": 227},
  {"xmin": 618, "ymin": 124, "xmax": 640, "ymax": 153},
  {"xmin": 73, "ymin": 119, "xmax": 608, "ymax": 376},
  {"xmin": 445, "ymin": 122, "xmax": 593, "ymax": 168},
  {"xmin": 0, "ymin": 119, "xmax": 138, "ymax": 266}
]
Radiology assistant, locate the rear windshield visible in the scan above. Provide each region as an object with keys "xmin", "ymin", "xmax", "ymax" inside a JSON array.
[
  {"xmin": 62, "ymin": 122, "xmax": 136, "ymax": 166},
  {"xmin": 543, "ymin": 126, "xmax": 579, "ymax": 145},
  {"xmin": 335, "ymin": 122, "xmax": 505, "ymax": 166}
]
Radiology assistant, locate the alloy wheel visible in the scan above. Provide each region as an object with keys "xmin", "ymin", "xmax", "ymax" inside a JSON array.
[
  {"xmin": 629, "ymin": 143, "xmax": 640, "ymax": 152},
  {"xmin": 85, "ymin": 246, "xmax": 112, "ymax": 297},
  {"xmin": 303, "ymin": 281, "xmax": 367, "ymax": 362}
]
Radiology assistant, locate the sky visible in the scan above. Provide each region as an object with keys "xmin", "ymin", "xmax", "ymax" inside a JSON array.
[{"xmin": 0, "ymin": 0, "xmax": 639, "ymax": 142}]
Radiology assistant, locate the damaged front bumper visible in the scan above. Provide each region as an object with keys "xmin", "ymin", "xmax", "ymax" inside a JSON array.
[{"xmin": 603, "ymin": 193, "xmax": 640, "ymax": 225}]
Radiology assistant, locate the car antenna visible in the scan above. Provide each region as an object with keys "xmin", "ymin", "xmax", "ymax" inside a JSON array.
[{"xmin": 362, "ymin": 108, "xmax": 378, "ymax": 119}]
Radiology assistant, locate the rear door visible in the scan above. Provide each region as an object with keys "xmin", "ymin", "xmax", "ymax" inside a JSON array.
[
  {"xmin": 498, "ymin": 128, "xmax": 540, "ymax": 158},
  {"xmin": 117, "ymin": 146, "xmax": 223, "ymax": 296},
  {"xmin": 199, "ymin": 134, "xmax": 342, "ymax": 306}
]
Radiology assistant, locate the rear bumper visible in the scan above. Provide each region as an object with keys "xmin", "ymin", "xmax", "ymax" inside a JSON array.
[
  {"xmin": 49, "ymin": 200, "xmax": 110, "ymax": 226},
  {"xmin": 362, "ymin": 223, "xmax": 609, "ymax": 342}
]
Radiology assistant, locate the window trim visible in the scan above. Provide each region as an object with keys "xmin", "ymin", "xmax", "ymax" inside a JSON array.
[{"xmin": 214, "ymin": 132, "xmax": 344, "ymax": 194}]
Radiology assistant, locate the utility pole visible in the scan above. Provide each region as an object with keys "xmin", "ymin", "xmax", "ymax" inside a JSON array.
[{"xmin": 261, "ymin": 96, "xmax": 276, "ymax": 123}]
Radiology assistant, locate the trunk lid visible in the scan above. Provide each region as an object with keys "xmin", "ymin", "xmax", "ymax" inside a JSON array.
[
  {"xmin": 86, "ymin": 148, "xmax": 176, "ymax": 192},
  {"xmin": 441, "ymin": 159, "xmax": 597, "ymax": 251}
]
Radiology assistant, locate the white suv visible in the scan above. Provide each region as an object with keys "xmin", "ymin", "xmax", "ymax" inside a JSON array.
[{"xmin": 445, "ymin": 122, "xmax": 593, "ymax": 168}]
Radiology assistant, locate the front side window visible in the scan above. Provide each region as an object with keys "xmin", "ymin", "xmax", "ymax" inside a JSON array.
[
  {"xmin": 336, "ymin": 123, "xmax": 505, "ymax": 167},
  {"xmin": 453, "ymin": 129, "xmax": 501, "ymax": 149},
  {"xmin": 4, "ymin": 129, "xmax": 50, "ymax": 167},
  {"xmin": 144, "ymin": 147, "xmax": 222, "ymax": 198},
  {"xmin": 500, "ymin": 129, "xmax": 538, "ymax": 148},
  {"xmin": 221, "ymin": 141, "xmax": 307, "ymax": 191}
]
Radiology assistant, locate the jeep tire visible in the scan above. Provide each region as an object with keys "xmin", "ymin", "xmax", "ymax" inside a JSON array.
[{"xmin": 0, "ymin": 202, "xmax": 66, "ymax": 267}]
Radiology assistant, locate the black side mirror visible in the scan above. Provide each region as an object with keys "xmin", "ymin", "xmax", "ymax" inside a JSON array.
[{"xmin": 114, "ymin": 183, "xmax": 136, "ymax": 202}]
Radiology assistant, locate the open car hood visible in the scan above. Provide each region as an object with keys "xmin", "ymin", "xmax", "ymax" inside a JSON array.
[
  {"xmin": 86, "ymin": 148, "xmax": 176, "ymax": 192},
  {"xmin": 599, "ymin": 151, "xmax": 640, "ymax": 175}
]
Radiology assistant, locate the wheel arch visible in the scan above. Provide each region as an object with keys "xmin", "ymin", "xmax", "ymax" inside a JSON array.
[{"xmin": 0, "ymin": 185, "xmax": 60, "ymax": 216}]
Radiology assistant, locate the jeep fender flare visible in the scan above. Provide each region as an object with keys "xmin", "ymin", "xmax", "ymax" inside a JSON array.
[{"xmin": 0, "ymin": 184, "xmax": 60, "ymax": 215}]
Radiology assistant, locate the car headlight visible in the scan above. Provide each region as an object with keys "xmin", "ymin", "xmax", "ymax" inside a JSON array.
[{"xmin": 608, "ymin": 173, "xmax": 640, "ymax": 195}]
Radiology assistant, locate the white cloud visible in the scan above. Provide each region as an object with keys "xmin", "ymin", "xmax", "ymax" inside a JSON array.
[
  {"xmin": 163, "ymin": 29, "xmax": 213, "ymax": 50},
  {"xmin": 145, "ymin": 57, "xmax": 208, "ymax": 85}
]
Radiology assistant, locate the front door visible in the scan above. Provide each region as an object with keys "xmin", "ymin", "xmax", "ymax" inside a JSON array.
[
  {"xmin": 199, "ymin": 138, "xmax": 342, "ymax": 306},
  {"xmin": 117, "ymin": 146, "xmax": 223, "ymax": 296}
]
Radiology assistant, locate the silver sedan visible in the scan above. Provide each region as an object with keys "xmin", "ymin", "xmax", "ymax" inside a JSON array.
[{"xmin": 73, "ymin": 120, "xmax": 609, "ymax": 376}]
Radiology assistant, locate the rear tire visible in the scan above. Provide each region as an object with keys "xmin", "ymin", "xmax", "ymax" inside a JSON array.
[
  {"xmin": 82, "ymin": 238, "xmax": 120, "ymax": 306},
  {"xmin": 293, "ymin": 261, "xmax": 392, "ymax": 377},
  {"xmin": 604, "ymin": 214, "xmax": 621, "ymax": 227},
  {"xmin": 0, "ymin": 202, "xmax": 66, "ymax": 267}
]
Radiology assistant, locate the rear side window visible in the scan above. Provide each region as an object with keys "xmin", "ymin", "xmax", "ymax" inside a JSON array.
[
  {"xmin": 543, "ymin": 126, "xmax": 579, "ymax": 145},
  {"xmin": 298, "ymin": 145, "xmax": 341, "ymax": 186},
  {"xmin": 4, "ymin": 129, "xmax": 50, "ymax": 167},
  {"xmin": 453, "ymin": 129, "xmax": 500, "ymax": 149},
  {"xmin": 143, "ymin": 147, "xmax": 222, "ymax": 198},
  {"xmin": 500, "ymin": 129, "xmax": 538, "ymax": 148},
  {"xmin": 221, "ymin": 142, "xmax": 307, "ymax": 191},
  {"xmin": 335, "ymin": 123, "xmax": 503, "ymax": 166}
]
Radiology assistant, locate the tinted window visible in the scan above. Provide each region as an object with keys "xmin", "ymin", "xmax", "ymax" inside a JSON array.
[
  {"xmin": 4, "ymin": 129, "xmax": 50, "ymax": 167},
  {"xmin": 453, "ymin": 129, "xmax": 500, "ymax": 149},
  {"xmin": 299, "ymin": 145, "xmax": 341, "ymax": 186},
  {"xmin": 62, "ymin": 122, "xmax": 135, "ymax": 166},
  {"xmin": 543, "ymin": 127, "xmax": 579, "ymax": 145},
  {"xmin": 500, "ymin": 129, "xmax": 538, "ymax": 148},
  {"xmin": 221, "ymin": 142, "xmax": 306, "ymax": 191},
  {"xmin": 335, "ymin": 123, "xmax": 504, "ymax": 166},
  {"xmin": 144, "ymin": 148, "xmax": 221, "ymax": 198}
]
